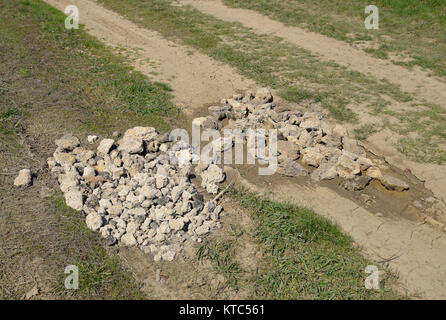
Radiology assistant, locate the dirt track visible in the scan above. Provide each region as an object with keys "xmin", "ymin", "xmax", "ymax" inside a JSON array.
[
  {"xmin": 43, "ymin": 0, "xmax": 446, "ymax": 299},
  {"xmin": 181, "ymin": 0, "xmax": 446, "ymax": 108},
  {"xmin": 46, "ymin": 0, "xmax": 255, "ymax": 114},
  {"xmin": 179, "ymin": 0, "xmax": 446, "ymax": 207}
]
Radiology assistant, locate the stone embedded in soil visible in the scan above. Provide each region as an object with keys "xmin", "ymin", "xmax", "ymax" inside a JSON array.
[
  {"xmin": 340, "ymin": 176, "xmax": 372, "ymax": 191},
  {"xmin": 380, "ymin": 175, "xmax": 410, "ymax": 191},
  {"xmin": 278, "ymin": 160, "xmax": 309, "ymax": 177},
  {"xmin": 14, "ymin": 169, "xmax": 33, "ymax": 188}
]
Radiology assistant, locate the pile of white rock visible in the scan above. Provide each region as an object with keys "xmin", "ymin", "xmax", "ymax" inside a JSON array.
[
  {"xmin": 47, "ymin": 127, "xmax": 225, "ymax": 261},
  {"xmin": 196, "ymin": 88, "xmax": 409, "ymax": 192}
]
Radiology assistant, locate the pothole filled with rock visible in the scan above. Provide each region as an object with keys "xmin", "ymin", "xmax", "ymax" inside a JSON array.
[
  {"xmin": 47, "ymin": 127, "xmax": 226, "ymax": 262},
  {"xmin": 196, "ymin": 88, "xmax": 410, "ymax": 193}
]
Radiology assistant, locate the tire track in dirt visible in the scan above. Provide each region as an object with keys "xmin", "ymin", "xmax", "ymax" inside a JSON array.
[
  {"xmin": 43, "ymin": 0, "xmax": 446, "ymax": 299},
  {"xmin": 44, "ymin": 0, "xmax": 256, "ymax": 114},
  {"xmin": 180, "ymin": 0, "xmax": 446, "ymax": 108}
]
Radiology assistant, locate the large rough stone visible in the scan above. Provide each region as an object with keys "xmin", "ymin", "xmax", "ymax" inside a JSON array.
[
  {"xmin": 208, "ymin": 105, "xmax": 231, "ymax": 120},
  {"xmin": 380, "ymin": 175, "xmax": 409, "ymax": 191},
  {"xmin": 64, "ymin": 188, "xmax": 84, "ymax": 211},
  {"xmin": 118, "ymin": 136, "xmax": 144, "ymax": 154},
  {"xmin": 97, "ymin": 139, "xmax": 115, "ymax": 155},
  {"xmin": 277, "ymin": 140, "xmax": 299, "ymax": 162},
  {"xmin": 200, "ymin": 164, "xmax": 225, "ymax": 194},
  {"xmin": 278, "ymin": 160, "xmax": 309, "ymax": 177},
  {"xmin": 55, "ymin": 134, "xmax": 80, "ymax": 151},
  {"xmin": 336, "ymin": 155, "xmax": 360, "ymax": 179},
  {"xmin": 85, "ymin": 212, "xmax": 104, "ymax": 231},
  {"xmin": 53, "ymin": 152, "xmax": 76, "ymax": 166},
  {"xmin": 255, "ymin": 87, "xmax": 273, "ymax": 103},
  {"xmin": 121, "ymin": 233, "xmax": 137, "ymax": 246},
  {"xmin": 299, "ymin": 119, "xmax": 321, "ymax": 130},
  {"xmin": 301, "ymin": 146, "xmax": 325, "ymax": 167},
  {"xmin": 123, "ymin": 127, "xmax": 157, "ymax": 142},
  {"xmin": 14, "ymin": 169, "xmax": 32, "ymax": 187}
]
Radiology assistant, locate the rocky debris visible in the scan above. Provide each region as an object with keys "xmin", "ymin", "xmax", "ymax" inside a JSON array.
[
  {"xmin": 87, "ymin": 135, "xmax": 98, "ymax": 144},
  {"xmin": 14, "ymin": 169, "xmax": 33, "ymax": 187},
  {"xmin": 198, "ymin": 164, "xmax": 226, "ymax": 194},
  {"xmin": 198, "ymin": 88, "xmax": 409, "ymax": 192},
  {"xmin": 48, "ymin": 128, "xmax": 225, "ymax": 261},
  {"xmin": 97, "ymin": 138, "xmax": 115, "ymax": 155}
]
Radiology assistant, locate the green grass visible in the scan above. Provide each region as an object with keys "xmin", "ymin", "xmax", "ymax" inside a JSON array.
[
  {"xmin": 354, "ymin": 124, "xmax": 378, "ymax": 141},
  {"xmin": 0, "ymin": 0, "xmax": 181, "ymax": 299},
  {"xmin": 50, "ymin": 197, "xmax": 145, "ymax": 299},
  {"xmin": 223, "ymin": 0, "xmax": 446, "ymax": 79},
  {"xmin": 98, "ymin": 0, "xmax": 446, "ymax": 164},
  {"xmin": 228, "ymin": 188, "xmax": 402, "ymax": 299},
  {"xmin": 0, "ymin": 0, "xmax": 177, "ymax": 137},
  {"xmin": 197, "ymin": 224, "xmax": 246, "ymax": 292}
]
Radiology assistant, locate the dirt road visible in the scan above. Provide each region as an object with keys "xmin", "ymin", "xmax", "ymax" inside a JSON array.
[
  {"xmin": 181, "ymin": 0, "xmax": 446, "ymax": 108},
  {"xmin": 43, "ymin": 0, "xmax": 446, "ymax": 299},
  {"xmin": 45, "ymin": 0, "xmax": 255, "ymax": 114}
]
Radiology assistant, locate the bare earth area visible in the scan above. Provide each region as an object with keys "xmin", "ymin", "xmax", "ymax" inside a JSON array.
[{"xmin": 42, "ymin": 0, "xmax": 446, "ymax": 299}]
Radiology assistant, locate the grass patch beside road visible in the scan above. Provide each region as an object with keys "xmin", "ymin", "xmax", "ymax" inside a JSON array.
[
  {"xmin": 196, "ymin": 188, "xmax": 403, "ymax": 299},
  {"xmin": 0, "ymin": 0, "xmax": 177, "ymax": 299},
  {"xmin": 49, "ymin": 197, "xmax": 145, "ymax": 299}
]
